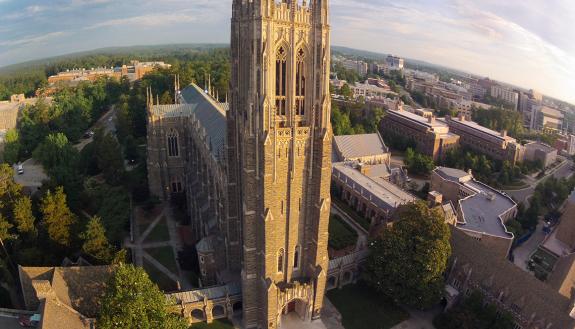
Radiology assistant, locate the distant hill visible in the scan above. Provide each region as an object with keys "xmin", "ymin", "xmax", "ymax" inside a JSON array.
[{"xmin": 0, "ymin": 43, "xmax": 228, "ymax": 73}]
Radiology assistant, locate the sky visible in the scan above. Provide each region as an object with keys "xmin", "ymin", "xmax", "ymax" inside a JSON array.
[{"xmin": 0, "ymin": 0, "xmax": 574, "ymax": 104}]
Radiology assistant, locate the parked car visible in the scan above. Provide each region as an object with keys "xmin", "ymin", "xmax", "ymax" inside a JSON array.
[
  {"xmin": 83, "ymin": 130, "xmax": 94, "ymax": 139},
  {"xmin": 19, "ymin": 314, "xmax": 40, "ymax": 327},
  {"xmin": 17, "ymin": 164, "xmax": 24, "ymax": 175}
]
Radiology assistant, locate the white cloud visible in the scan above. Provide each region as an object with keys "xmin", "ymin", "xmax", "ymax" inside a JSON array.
[
  {"xmin": 0, "ymin": 31, "xmax": 67, "ymax": 47},
  {"xmin": 86, "ymin": 13, "xmax": 198, "ymax": 29}
]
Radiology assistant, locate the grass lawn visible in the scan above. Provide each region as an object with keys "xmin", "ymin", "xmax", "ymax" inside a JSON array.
[
  {"xmin": 144, "ymin": 217, "xmax": 170, "ymax": 242},
  {"xmin": 145, "ymin": 246, "xmax": 179, "ymax": 273},
  {"xmin": 327, "ymin": 282, "xmax": 409, "ymax": 329},
  {"xmin": 190, "ymin": 319, "xmax": 234, "ymax": 329},
  {"xmin": 329, "ymin": 215, "xmax": 358, "ymax": 250},
  {"xmin": 332, "ymin": 198, "xmax": 371, "ymax": 231},
  {"xmin": 142, "ymin": 259, "xmax": 178, "ymax": 292}
]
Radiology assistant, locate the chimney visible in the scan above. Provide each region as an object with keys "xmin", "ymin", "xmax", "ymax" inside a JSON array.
[
  {"xmin": 458, "ymin": 113, "xmax": 466, "ymax": 121},
  {"xmin": 501, "ymin": 130, "xmax": 508, "ymax": 138},
  {"xmin": 427, "ymin": 191, "xmax": 443, "ymax": 207},
  {"xmin": 428, "ymin": 116, "xmax": 436, "ymax": 124},
  {"xmin": 467, "ymin": 169, "xmax": 473, "ymax": 176}
]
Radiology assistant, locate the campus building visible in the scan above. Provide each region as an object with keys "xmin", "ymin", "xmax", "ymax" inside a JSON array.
[
  {"xmin": 333, "ymin": 133, "xmax": 390, "ymax": 165},
  {"xmin": 445, "ymin": 115, "xmax": 524, "ymax": 165},
  {"xmin": 446, "ymin": 229, "xmax": 575, "ymax": 329},
  {"xmin": 523, "ymin": 142, "xmax": 558, "ymax": 168},
  {"xmin": 331, "ymin": 162, "xmax": 416, "ymax": 230},
  {"xmin": 380, "ymin": 107, "xmax": 460, "ymax": 161},
  {"xmin": 340, "ymin": 59, "xmax": 368, "ymax": 77},
  {"xmin": 489, "ymin": 85, "xmax": 519, "ymax": 111},
  {"xmin": 47, "ymin": 61, "xmax": 172, "ymax": 85},
  {"xmin": 431, "ymin": 167, "xmax": 517, "ymax": 258},
  {"xmin": 147, "ymin": 1, "xmax": 333, "ymax": 327}
]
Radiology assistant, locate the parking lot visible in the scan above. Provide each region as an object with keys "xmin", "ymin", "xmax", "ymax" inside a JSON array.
[{"xmin": 13, "ymin": 158, "xmax": 48, "ymax": 194}]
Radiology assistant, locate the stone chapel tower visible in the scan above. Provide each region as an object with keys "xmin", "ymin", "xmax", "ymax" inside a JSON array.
[{"xmin": 227, "ymin": 0, "xmax": 332, "ymax": 328}]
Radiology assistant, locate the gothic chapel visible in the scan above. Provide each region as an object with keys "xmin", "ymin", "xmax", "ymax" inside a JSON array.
[{"xmin": 147, "ymin": 1, "xmax": 333, "ymax": 328}]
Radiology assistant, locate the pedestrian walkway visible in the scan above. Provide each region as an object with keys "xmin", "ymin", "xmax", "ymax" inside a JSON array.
[{"xmin": 126, "ymin": 205, "xmax": 192, "ymax": 290}]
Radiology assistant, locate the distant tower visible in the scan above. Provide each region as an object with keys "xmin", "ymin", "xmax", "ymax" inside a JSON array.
[{"xmin": 227, "ymin": 0, "xmax": 332, "ymax": 328}]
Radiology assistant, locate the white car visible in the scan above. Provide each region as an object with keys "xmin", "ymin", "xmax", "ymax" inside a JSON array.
[{"xmin": 17, "ymin": 164, "xmax": 24, "ymax": 175}]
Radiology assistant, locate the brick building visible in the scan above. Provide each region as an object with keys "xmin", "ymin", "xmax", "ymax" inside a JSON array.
[
  {"xmin": 380, "ymin": 107, "xmax": 460, "ymax": 161},
  {"xmin": 445, "ymin": 115, "xmax": 524, "ymax": 165}
]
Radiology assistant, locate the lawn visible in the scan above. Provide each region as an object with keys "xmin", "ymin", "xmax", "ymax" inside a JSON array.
[
  {"xmin": 190, "ymin": 319, "xmax": 234, "ymax": 329},
  {"xmin": 145, "ymin": 246, "xmax": 179, "ymax": 273},
  {"xmin": 327, "ymin": 282, "xmax": 409, "ymax": 329},
  {"xmin": 142, "ymin": 259, "xmax": 178, "ymax": 292},
  {"xmin": 332, "ymin": 198, "xmax": 371, "ymax": 231},
  {"xmin": 144, "ymin": 217, "xmax": 170, "ymax": 242},
  {"xmin": 329, "ymin": 215, "xmax": 358, "ymax": 250}
]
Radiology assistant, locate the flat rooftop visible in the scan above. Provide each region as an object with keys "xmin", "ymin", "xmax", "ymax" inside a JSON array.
[
  {"xmin": 387, "ymin": 109, "xmax": 449, "ymax": 130},
  {"xmin": 445, "ymin": 117, "xmax": 516, "ymax": 143},
  {"xmin": 525, "ymin": 142, "xmax": 556, "ymax": 154},
  {"xmin": 333, "ymin": 162, "xmax": 416, "ymax": 211},
  {"xmin": 434, "ymin": 167, "xmax": 515, "ymax": 239},
  {"xmin": 458, "ymin": 180, "xmax": 515, "ymax": 239}
]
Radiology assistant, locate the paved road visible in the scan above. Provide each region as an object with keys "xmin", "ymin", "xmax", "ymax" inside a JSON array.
[
  {"xmin": 74, "ymin": 107, "xmax": 117, "ymax": 151},
  {"xmin": 504, "ymin": 159, "xmax": 573, "ymax": 204},
  {"xmin": 0, "ymin": 316, "xmax": 22, "ymax": 329},
  {"xmin": 512, "ymin": 222, "xmax": 546, "ymax": 271}
]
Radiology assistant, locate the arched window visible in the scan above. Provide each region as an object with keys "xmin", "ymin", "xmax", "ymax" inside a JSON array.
[
  {"xmin": 171, "ymin": 177, "xmax": 183, "ymax": 193},
  {"xmin": 275, "ymin": 47, "xmax": 287, "ymax": 116},
  {"xmin": 293, "ymin": 246, "xmax": 300, "ymax": 269},
  {"xmin": 295, "ymin": 48, "xmax": 306, "ymax": 116},
  {"xmin": 167, "ymin": 129, "xmax": 179, "ymax": 157},
  {"xmin": 277, "ymin": 249, "xmax": 284, "ymax": 273}
]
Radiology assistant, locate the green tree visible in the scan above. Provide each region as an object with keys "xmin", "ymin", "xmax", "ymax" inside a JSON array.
[
  {"xmin": 98, "ymin": 264, "xmax": 188, "ymax": 329},
  {"xmin": 331, "ymin": 105, "xmax": 354, "ymax": 136},
  {"xmin": 80, "ymin": 216, "xmax": 114, "ymax": 263},
  {"xmin": 12, "ymin": 197, "xmax": 36, "ymax": 237},
  {"xmin": 40, "ymin": 187, "xmax": 76, "ymax": 247},
  {"xmin": 339, "ymin": 83, "xmax": 353, "ymax": 99},
  {"xmin": 0, "ymin": 214, "xmax": 16, "ymax": 242},
  {"xmin": 33, "ymin": 133, "xmax": 78, "ymax": 170},
  {"xmin": 405, "ymin": 148, "xmax": 435, "ymax": 175},
  {"xmin": 364, "ymin": 202, "xmax": 451, "ymax": 309},
  {"xmin": 3, "ymin": 129, "xmax": 20, "ymax": 164},
  {"xmin": 96, "ymin": 132, "xmax": 125, "ymax": 185}
]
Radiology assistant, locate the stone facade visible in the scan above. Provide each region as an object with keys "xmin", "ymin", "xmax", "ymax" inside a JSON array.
[
  {"xmin": 228, "ymin": 1, "xmax": 332, "ymax": 328},
  {"xmin": 147, "ymin": 1, "xmax": 333, "ymax": 328},
  {"xmin": 147, "ymin": 84, "xmax": 229, "ymax": 285}
]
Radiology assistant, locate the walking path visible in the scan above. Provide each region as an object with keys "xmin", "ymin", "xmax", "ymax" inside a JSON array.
[
  {"xmin": 512, "ymin": 222, "xmax": 546, "ymax": 271},
  {"xmin": 126, "ymin": 205, "xmax": 192, "ymax": 290}
]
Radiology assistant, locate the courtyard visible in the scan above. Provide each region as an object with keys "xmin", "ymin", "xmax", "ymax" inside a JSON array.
[
  {"xmin": 127, "ymin": 205, "xmax": 192, "ymax": 291},
  {"xmin": 326, "ymin": 283, "xmax": 409, "ymax": 329}
]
